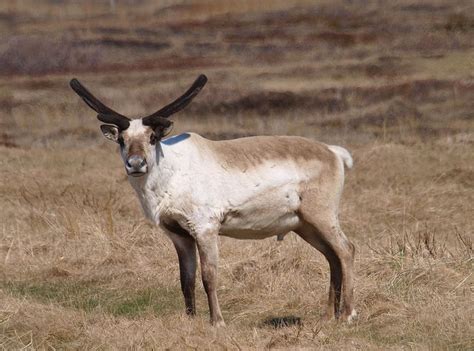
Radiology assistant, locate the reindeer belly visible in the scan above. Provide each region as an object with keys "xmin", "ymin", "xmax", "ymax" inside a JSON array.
[{"xmin": 219, "ymin": 185, "xmax": 301, "ymax": 240}]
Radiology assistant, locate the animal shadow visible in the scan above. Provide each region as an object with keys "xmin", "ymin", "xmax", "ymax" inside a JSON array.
[{"xmin": 262, "ymin": 315, "xmax": 302, "ymax": 329}]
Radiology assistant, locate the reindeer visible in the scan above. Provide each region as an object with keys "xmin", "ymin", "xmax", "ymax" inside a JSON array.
[{"xmin": 70, "ymin": 75, "xmax": 357, "ymax": 326}]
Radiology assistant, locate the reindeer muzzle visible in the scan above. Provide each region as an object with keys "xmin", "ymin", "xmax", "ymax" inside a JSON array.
[{"xmin": 126, "ymin": 155, "xmax": 147, "ymax": 177}]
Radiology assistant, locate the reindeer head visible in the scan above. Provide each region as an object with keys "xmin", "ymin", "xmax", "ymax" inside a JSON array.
[{"xmin": 70, "ymin": 75, "xmax": 207, "ymax": 177}]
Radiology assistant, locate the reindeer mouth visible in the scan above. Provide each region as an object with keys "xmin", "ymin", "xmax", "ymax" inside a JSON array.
[{"xmin": 128, "ymin": 171, "xmax": 147, "ymax": 177}]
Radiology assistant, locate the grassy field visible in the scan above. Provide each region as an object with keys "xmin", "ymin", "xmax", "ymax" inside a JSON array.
[{"xmin": 1, "ymin": 0, "xmax": 473, "ymax": 349}]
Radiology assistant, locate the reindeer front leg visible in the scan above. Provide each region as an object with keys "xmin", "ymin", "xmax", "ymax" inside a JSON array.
[
  {"xmin": 165, "ymin": 227, "xmax": 197, "ymax": 316},
  {"xmin": 195, "ymin": 227, "xmax": 225, "ymax": 327}
]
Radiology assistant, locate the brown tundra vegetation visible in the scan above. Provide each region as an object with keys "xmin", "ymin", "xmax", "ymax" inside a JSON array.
[{"xmin": 0, "ymin": 0, "xmax": 473, "ymax": 349}]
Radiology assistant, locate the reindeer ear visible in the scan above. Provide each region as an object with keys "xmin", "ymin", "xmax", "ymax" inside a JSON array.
[
  {"xmin": 156, "ymin": 121, "xmax": 174, "ymax": 139},
  {"xmin": 100, "ymin": 124, "xmax": 119, "ymax": 142}
]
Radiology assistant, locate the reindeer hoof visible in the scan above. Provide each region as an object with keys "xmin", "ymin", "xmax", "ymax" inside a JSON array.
[
  {"xmin": 213, "ymin": 319, "xmax": 226, "ymax": 328},
  {"xmin": 344, "ymin": 309, "xmax": 358, "ymax": 324}
]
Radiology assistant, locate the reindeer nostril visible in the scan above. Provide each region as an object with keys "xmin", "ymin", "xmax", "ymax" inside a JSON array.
[{"xmin": 126, "ymin": 155, "xmax": 146, "ymax": 169}]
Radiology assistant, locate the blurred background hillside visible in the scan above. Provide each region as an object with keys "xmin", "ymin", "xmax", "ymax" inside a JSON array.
[
  {"xmin": 1, "ymin": 0, "xmax": 473, "ymax": 146},
  {"xmin": 0, "ymin": 1, "xmax": 473, "ymax": 349}
]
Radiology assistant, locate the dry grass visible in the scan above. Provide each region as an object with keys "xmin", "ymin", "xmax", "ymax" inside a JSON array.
[{"xmin": 1, "ymin": 0, "xmax": 473, "ymax": 349}]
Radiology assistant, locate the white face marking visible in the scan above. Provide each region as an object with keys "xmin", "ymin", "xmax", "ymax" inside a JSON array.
[
  {"xmin": 119, "ymin": 119, "xmax": 156, "ymax": 177},
  {"xmin": 126, "ymin": 119, "xmax": 148, "ymax": 136}
]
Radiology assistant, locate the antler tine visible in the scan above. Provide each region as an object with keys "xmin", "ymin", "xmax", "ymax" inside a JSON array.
[
  {"xmin": 70, "ymin": 78, "xmax": 131, "ymax": 130},
  {"xmin": 143, "ymin": 74, "xmax": 207, "ymax": 123}
]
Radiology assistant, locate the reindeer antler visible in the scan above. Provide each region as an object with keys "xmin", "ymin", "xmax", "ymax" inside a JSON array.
[
  {"xmin": 142, "ymin": 74, "xmax": 207, "ymax": 129},
  {"xmin": 70, "ymin": 78, "xmax": 131, "ymax": 130}
]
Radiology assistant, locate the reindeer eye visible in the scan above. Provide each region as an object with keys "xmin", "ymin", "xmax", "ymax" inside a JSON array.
[
  {"xmin": 150, "ymin": 133, "xmax": 157, "ymax": 145},
  {"xmin": 118, "ymin": 136, "xmax": 125, "ymax": 146}
]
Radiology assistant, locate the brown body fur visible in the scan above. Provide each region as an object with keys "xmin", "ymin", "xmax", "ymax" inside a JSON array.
[{"xmin": 203, "ymin": 135, "xmax": 337, "ymax": 172}]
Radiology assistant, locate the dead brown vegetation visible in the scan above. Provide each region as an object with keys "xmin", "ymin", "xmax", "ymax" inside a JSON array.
[{"xmin": 0, "ymin": 0, "xmax": 473, "ymax": 349}]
